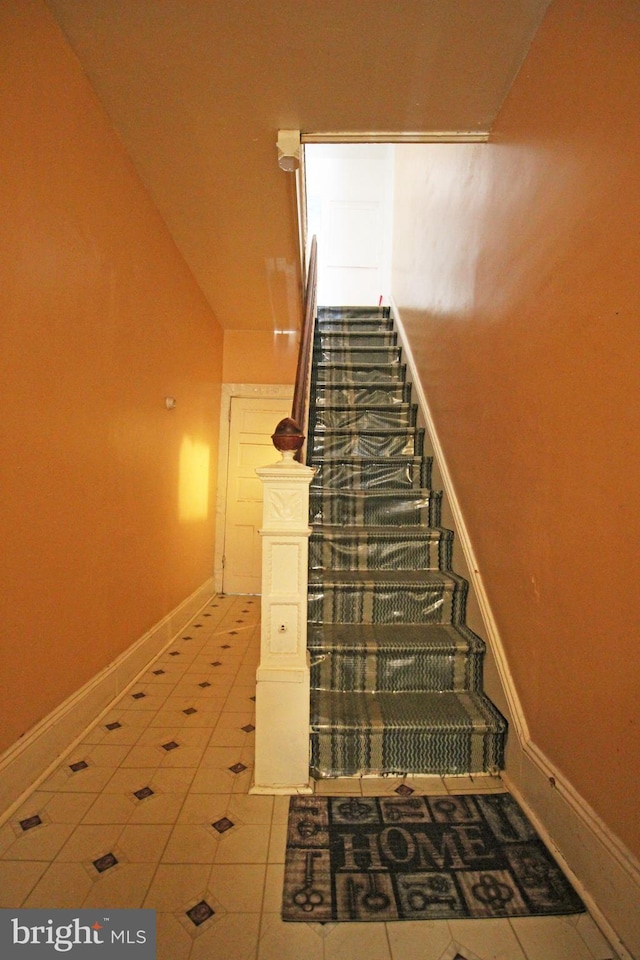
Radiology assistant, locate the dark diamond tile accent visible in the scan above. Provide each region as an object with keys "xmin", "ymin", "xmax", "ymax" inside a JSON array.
[
  {"xmin": 210, "ymin": 604, "xmax": 219, "ymax": 608},
  {"xmin": 198, "ymin": 681, "xmax": 211, "ymax": 689},
  {"xmin": 132, "ymin": 692, "xmax": 146, "ymax": 700},
  {"xmin": 229, "ymin": 631, "xmax": 239, "ymax": 636},
  {"xmin": 182, "ymin": 636, "xmax": 192, "ymax": 641},
  {"xmin": 169, "ymin": 651, "xmax": 180, "ymax": 657},
  {"xmin": 186, "ymin": 900, "xmax": 215, "ymax": 927},
  {"xmin": 211, "ymin": 661, "xmax": 222, "ymax": 667},
  {"xmin": 241, "ymin": 724, "xmax": 255, "ymax": 733},
  {"xmin": 221, "ymin": 645, "xmax": 231, "ymax": 650},
  {"xmin": 105, "ymin": 721, "xmax": 122, "ymax": 731},
  {"xmin": 93, "ymin": 852, "xmax": 118, "ymax": 873},
  {"xmin": 395, "ymin": 783, "xmax": 415, "ymax": 797},
  {"xmin": 194, "ymin": 624, "xmax": 203, "ymax": 628},
  {"xmin": 228, "ymin": 763, "xmax": 247, "ymax": 775},
  {"xmin": 212, "ymin": 817, "xmax": 234, "ymax": 834},
  {"xmin": 242, "ymin": 609, "xmax": 250, "ymax": 613},
  {"xmin": 134, "ymin": 787, "xmax": 154, "ymax": 800},
  {"xmin": 69, "ymin": 760, "xmax": 89, "ymax": 772},
  {"xmin": 235, "ymin": 620, "xmax": 244, "ymax": 624},
  {"xmin": 203, "ymin": 613, "xmax": 212, "ymax": 617},
  {"xmin": 152, "ymin": 669, "xmax": 165, "ymax": 676},
  {"xmin": 183, "ymin": 707, "xmax": 197, "ymax": 716},
  {"xmin": 20, "ymin": 814, "xmax": 43, "ymax": 831},
  {"xmin": 162, "ymin": 741, "xmax": 180, "ymax": 752}
]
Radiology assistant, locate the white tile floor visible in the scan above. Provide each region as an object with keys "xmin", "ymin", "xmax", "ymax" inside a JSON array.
[{"xmin": 0, "ymin": 595, "xmax": 619, "ymax": 960}]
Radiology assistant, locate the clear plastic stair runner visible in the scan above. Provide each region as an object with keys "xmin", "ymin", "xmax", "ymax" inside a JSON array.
[{"xmin": 307, "ymin": 306, "xmax": 507, "ymax": 778}]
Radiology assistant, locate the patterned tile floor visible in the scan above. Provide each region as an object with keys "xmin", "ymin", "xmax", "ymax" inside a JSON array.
[{"xmin": 0, "ymin": 595, "xmax": 619, "ymax": 960}]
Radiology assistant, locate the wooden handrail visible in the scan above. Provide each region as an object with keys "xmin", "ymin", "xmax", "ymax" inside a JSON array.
[{"xmin": 291, "ymin": 235, "xmax": 318, "ymax": 462}]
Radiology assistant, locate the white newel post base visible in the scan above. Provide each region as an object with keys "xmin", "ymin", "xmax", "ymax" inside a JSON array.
[{"xmin": 250, "ymin": 454, "xmax": 315, "ymax": 795}]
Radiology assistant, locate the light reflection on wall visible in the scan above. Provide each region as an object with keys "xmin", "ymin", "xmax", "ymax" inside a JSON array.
[{"xmin": 179, "ymin": 436, "xmax": 210, "ymax": 522}]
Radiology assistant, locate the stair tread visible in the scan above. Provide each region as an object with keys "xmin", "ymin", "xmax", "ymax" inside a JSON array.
[
  {"xmin": 310, "ymin": 378, "xmax": 404, "ymax": 386},
  {"xmin": 315, "ymin": 364, "xmax": 403, "ymax": 375},
  {"xmin": 309, "ymin": 569, "xmax": 463, "ymax": 585},
  {"xmin": 311, "ymin": 478, "xmax": 440, "ymax": 488},
  {"xmin": 311, "ymin": 690, "xmax": 506, "ymax": 731},
  {"xmin": 312, "ymin": 403, "xmax": 414, "ymax": 411},
  {"xmin": 307, "ymin": 622, "xmax": 483, "ymax": 650},
  {"xmin": 311, "ymin": 463, "xmax": 432, "ymax": 480},
  {"xmin": 313, "ymin": 426, "xmax": 419, "ymax": 435},
  {"xmin": 309, "ymin": 462, "xmax": 433, "ymax": 468},
  {"xmin": 310, "ymin": 525, "xmax": 450, "ymax": 539}
]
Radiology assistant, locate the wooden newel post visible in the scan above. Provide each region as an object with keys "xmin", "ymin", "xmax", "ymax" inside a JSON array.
[{"xmin": 250, "ymin": 419, "xmax": 314, "ymax": 794}]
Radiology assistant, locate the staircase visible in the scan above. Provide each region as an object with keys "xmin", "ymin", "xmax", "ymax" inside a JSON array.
[{"xmin": 306, "ymin": 306, "xmax": 507, "ymax": 779}]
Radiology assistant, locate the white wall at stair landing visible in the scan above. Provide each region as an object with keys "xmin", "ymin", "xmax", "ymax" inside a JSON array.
[{"xmin": 305, "ymin": 143, "xmax": 394, "ymax": 306}]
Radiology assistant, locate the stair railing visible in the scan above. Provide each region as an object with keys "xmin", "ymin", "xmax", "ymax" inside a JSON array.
[{"xmin": 292, "ymin": 234, "xmax": 318, "ymax": 461}]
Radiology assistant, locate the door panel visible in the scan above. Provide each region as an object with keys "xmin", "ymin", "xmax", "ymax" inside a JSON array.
[
  {"xmin": 223, "ymin": 396, "xmax": 292, "ymax": 594},
  {"xmin": 305, "ymin": 143, "xmax": 394, "ymax": 306}
]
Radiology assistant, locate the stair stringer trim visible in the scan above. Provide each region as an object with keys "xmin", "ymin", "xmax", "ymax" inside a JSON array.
[{"xmin": 390, "ymin": 296, "xmax": 640, "ymax": 960}]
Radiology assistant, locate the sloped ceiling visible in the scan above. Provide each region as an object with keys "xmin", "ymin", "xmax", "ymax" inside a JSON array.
[{"xmin": 45, "ymin": 0, "xmax": 551, "ymax": 332}]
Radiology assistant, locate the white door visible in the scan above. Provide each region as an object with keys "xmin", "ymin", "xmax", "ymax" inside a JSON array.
[
  {"xmin": 305, "ymin": 143, "xmax": 394, "ymax": 306},
  {"xmin": 222, "ymin": 396, "xmax": 293, "ymax": 594}
]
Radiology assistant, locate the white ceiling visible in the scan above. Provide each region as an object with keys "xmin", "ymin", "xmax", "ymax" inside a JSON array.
[{"xmin": 45, "ymin": 0, "xmax": 551, "ymax": 332}]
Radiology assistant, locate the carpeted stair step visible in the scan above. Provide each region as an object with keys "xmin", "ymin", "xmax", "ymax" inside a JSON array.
[
  {"xmin": 315, "ymin": 361, "xmax": 406, "ymax": 383},
  {"xmin": 309, "ymin": 486, "xmax": 441, "ymax": 525},
  {"xmin": 318, "ymin": 305, "xmax": 390, "ymax": 315},
  {"xmin": 309, "ymin": 525, "xmax": 453, "ymax": 571},
  {"xmin": 313, "ymin": 382, "xmax": 413, "ymax": 405},
  {"xmin": 311, "ymin": 403, "xmax": 418, "ymax": 431},
  {"xmin": 308, "ymin": 569, "xmax": 468, "ymax": 625},
  {"xmin": 315, "ymin": 345, "xmax": 402, "ymax": 365},
  {"xmin": 310, "ymin": 457, "xmax": 432, "ymax": 490},
  {"xmin": 310, "ymin": 427, "xmax": 424, "ymax": 458},
  {"xmin": 308, "ymin": 623, "xmax": 486, "ymax": 694},
  {"xmin": 316, "ymin": 330, "xmax": 398, "ymax": 349},
  {"xmin": 317, "ymin": 307, "xmax": 393, "ymax": 329},
  {"xmin": 309, "ymin": 690, "xmax": 507, "ymax": 777},
  {"xmin": 317, "ymin": 319, "xmax": 393, "ymax": 333}
]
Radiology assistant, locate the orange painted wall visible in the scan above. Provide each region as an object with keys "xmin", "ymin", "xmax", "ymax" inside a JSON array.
[
  {"xmin": 392, "ymin": 0, "xmax": 640, "ymax": 859},
  {"xmin": 0, "ymin": 1, "xmax": 223, "ymax": 753},
  {"xmin": 223, "ymin": 331, "xmax": 298, "ymax": 385}
]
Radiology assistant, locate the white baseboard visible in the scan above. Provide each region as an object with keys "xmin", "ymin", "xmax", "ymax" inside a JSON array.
[
  {"xmin": 503, "ymin": 751, "xmax": 640, "ymax": 960},
  {"xmin": 0, "ymin": 578, "xmax": 215, "ymax": 823},
  {"xmin": 390, "ymin": 297, "xmax": 640, "ymax": 960}
]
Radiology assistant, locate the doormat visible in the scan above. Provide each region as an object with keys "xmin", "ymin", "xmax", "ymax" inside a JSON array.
[{"xmin": 282, "ymin": 792, "xmax": 585, "ymax": 922}]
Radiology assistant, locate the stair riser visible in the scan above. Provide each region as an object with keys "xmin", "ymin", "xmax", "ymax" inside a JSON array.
[
  {"xmin": 309, "ymin": 729, "xmax": 505, "ymax": 778},
  {"xmin": 310, "ymin": 459, "xmax": 432, "ymax": 490},
  {"xmin": 318, "ymin": 307, "xmax": 390, "ymax": 319},
  {"xmin": 309, "ymin": 536, "xmax": 452, "ymax": 572},
  {"xmin": 310, "ymin": 651, "xmax": 483, "ymax": 694},
  {"xmin": 315, "ymin": 363, "xmax": 406, "ymax": 383},
  {"xmin": 317, "ymin": 321, "xmax": 393, "ymax": 333},
  {"xmin": 312, "ymin": 407, "xmax": 417, "ymax": 430},
  {"xmin": 308, "ymin": 581, "xmax": 468, "ymax": 625},
  {"xmin": 311, "ymin": 429, "xmax": 424, "ymax": 458},
  {"xmin": 313, "ymin": 384, "xmax": 412, "ymax": 405},
  {"xmin": 317, "ymin": 333, "xmax": 397, "ymax": 349},
  {"xmin": 310, "ymin": 492, "xmax": 441, "ymax": 526},
  {"xmin": 315, "ymin": 347, "xmax": 402, "ymax": 365}
]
